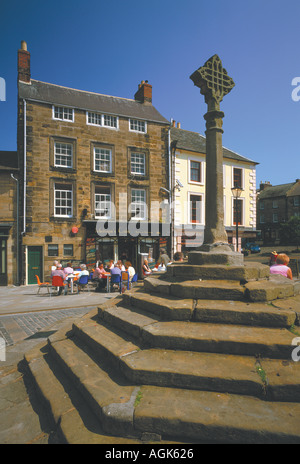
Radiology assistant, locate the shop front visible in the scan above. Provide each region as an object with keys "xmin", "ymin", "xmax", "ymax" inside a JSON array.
[{"xmin": 84, "ymin": 221, "xmax": 170, "ymax": 277}]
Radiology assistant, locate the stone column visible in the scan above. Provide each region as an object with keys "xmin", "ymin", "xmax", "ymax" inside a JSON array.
[{"xmin": 189, "ymin": 55, "xmax": 243, "ymax": 265}]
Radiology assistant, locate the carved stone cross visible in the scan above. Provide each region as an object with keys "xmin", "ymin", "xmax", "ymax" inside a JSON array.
[{"xmin": 189, "ymin": 55, "xmax": 242, "ymax": 264}]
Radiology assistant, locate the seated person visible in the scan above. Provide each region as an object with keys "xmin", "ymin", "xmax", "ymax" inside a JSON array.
[
  {"xmin": 116, "ymin": 259, "xmax": 125, "ymax": 271},
  {"xmin": 92, "ymin": 262, "xmax": 107, "ymax": 291},
  {"xmin": 142, "ymin": 259, "xmax": 152, "ymax": 275},
  {"xmin": 270, "ymin": 253, "xmax": 293, "ymax": 280},
  {"xmin": 74, "ymin": 264, "xmax": 89, "ymax": 292},
  {"xmin": 125, "ymin": 261, "xmax": 135, "ymax": 281},
  {"xmin": 156, "ymin": 248, "xmax": 171, "ymax": 267},
  {"xmin": 63, "ymin": 262, "xmax": 74, "ymax": 275},
  {"xmin": 173, "ymin": 252, "xmax": 184, "ymax": 262},
  {"xmin": 51, "ymin": 264, "xmax": 67, "ymax": 295}
]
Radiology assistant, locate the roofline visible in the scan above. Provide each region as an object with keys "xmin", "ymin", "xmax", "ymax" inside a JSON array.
[
  {"xmin": 19, "ymin": 79, "xmax": 170, "ymax": 125},
  {"xmin": 171, "ymin": 128, "xmax": 258, "ymax": 165}
]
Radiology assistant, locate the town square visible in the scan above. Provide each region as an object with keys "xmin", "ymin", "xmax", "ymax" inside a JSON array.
[{"xmin": 0, "ymin": 0, "xmax": 300, "ymax": 449}]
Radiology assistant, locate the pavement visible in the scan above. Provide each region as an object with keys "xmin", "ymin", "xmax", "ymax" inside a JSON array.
[{"xmin": 0, "ymin": 284, "xmax": 117, "ymax": 444}]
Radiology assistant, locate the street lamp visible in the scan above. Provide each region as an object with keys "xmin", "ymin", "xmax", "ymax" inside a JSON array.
[{"xmin": 231, "ymin": 186, "xmax": 243, "ymax": 252}]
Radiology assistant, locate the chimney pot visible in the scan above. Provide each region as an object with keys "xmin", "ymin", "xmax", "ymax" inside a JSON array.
[{"xmin": 18, "ymin": 41, "xmax": 31, "ymax": 83}]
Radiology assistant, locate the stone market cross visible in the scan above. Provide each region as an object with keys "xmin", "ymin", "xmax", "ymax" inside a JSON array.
[{"xmin": 189, "ymin": 55, "xmax": 242, "ymax": 265}]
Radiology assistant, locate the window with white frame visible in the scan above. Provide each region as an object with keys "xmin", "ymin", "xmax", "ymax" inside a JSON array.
[
  {"xmin": 189, "ymin": 160, "xmax": 203, "ymax": 183},
  {"xmin": 54, "ymin": 142, "xmax": 73, "ymax": 168},
  {"xmin": 53, "ymin": 106, "xmax": 74, "ymax": 122},
  {"xmin": 95, "ymin": 187, "xmax": 111, "ymax": 219},
  {"xmin": 129, "ymin": 119, "xmax": 146, "ymax": 133},
  {"xmin": 94, "ymin": 147, "xmax": 112, "ymax": 173},
  {"xmin": 87, "ymin": 112, "xmax": 118, "ymax": 129},
  {"xmin": 54, "ymin": 183, "xmax": 73, "ymax": 217},
  {"xmin": 131, "ymin": 189, "xmax": 147, "ymax": 220},
  {"xmin": 131, "ymin": 152, "xmax": 145, "ymax": 175},
  {"xmin": 273, "ymin": 213, "xmax": 278, "ymax": 223},
  {"xmin": 189, "ymin": 193, "xmax": 203, "ymax": 224},
  {"xmin": 233, "ymin": 198, "xmax": 244, "ymax": 226},
  {"xmin": 232, "ymin": 167, "xmax": 243, "ymax": 188}
]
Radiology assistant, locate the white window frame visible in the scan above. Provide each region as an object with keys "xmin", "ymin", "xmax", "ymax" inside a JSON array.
[
  {"xmin": 52, "ymin": 105, "xmax": 74, "ymax": 122},
  {"xmin": 188, "ymin": 192, "xmax": 204, "ymax": 224},
  {"xmin": 54, "ymin": 142, "xmax": 73, "ymax": 168},
  {"xmin": 86, "ymin": 111, "xmax": 118, "ymax": 129},
  {"xmin": 273, "ymin": 213, "xmax": 279, "ymax": 223},
  {"xmin": 130, "ymin": 189, "xmax": 147, "ymax": 220},
  {"xmin": 232, "ymin": 166, "xmax": 244, "ymax": 189},
  {"xmin": 95, "ymin": 190, "xmax": 112, "ymax": 219},
  {"xmin": 54, "ymin": 184, "xmax": 73, "ymax": 218},
  {"xmin": 188, "ymin": 158, "xmax": 204, "ymax": 184},
  {"xmin": 93, "ymin": 147, "xmax": 112, "ymax": 173},
  {"xmin": 129, "ymin": 119, "xmax": 147, "ymax": 133},
  {"xmin": 231, "ymin": 196, "xmax": 244, "ymax": 226},
  {"xmin": 131, "ymin": 152, "xmax": 146, "ymax": 176}
]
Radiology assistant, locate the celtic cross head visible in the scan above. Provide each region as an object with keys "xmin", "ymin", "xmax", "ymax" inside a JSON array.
[{"xmin": 190, "ymin": 55, "xmax": 235, "ymax": 104}]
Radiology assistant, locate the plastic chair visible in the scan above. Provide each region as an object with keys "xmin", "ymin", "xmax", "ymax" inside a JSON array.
[
  {"xmin": 130, "ymin": 273, "xmax": 138, "ymax": 288},
  {"xmin": 110, "ymin": 273, "xmax": 122, "ymax": 293},
  {"xmin": 51, "ymin": 275, "xmax": 66, "ymax": 296},
  {"xmin": 121, "ymin": 271, "xmax": 130, "ymax": 291},
  {"xmin": 75, "ymin": 274, "xmax": 89, "ymax": 293},
  {"xmin": 35, "ymin": 275, "xmax": 50, "ymax": 294}
]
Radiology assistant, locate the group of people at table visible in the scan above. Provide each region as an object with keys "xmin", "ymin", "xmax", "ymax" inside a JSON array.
[
  {"xmin": 50, "ymin": 248, "xmax": 186, "ymax": 296},
  {"xmin": 51, "ymin": 259, "xmax": 136, "ymax": 295}
]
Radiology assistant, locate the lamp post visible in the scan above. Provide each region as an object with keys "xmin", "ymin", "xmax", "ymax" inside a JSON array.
[{"xmin": 231, "ymin": 186, "xmax": 243, "ymax": 252}]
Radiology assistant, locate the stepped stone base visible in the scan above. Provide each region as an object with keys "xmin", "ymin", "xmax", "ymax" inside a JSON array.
[{"xmin": 21, "ymin": 259, "xmax": 300, "ymax": 443}]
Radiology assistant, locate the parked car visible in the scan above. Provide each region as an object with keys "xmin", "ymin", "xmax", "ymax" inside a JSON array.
[{"xmin": 245, "ymin": 242, "xmax": 261, "ymax": 253}]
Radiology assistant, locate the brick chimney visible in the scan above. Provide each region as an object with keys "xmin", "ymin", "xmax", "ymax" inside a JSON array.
[
  {"xmin": 259, "ymin": 181, "xmax": 272, "ymax": 191},
  {"xmin": 18, "ymin": 41, "xmax": 31, "ymax": 83},
  {"xmin": 134, "ymin": 80, "xmax": 152, "ymax": 104}
]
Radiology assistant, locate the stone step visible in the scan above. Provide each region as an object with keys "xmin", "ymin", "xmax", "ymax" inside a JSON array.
[
  {"xmin": 123, "ymin": 290, "xmax": 297, "ymax": 327},
  {"xmin": 135, "ymin": 385, "xmax": 300, "ymax": 444},
  {"xmin": 122, "ymin": 291, "xmax": 194, "ymax": 321},
  {"xmin": 194, "ymin": 299, "xmax": 296, "ymax": 327},
  {"xmin": 24, "ymin": 343, "xmax": 141, "ymax": 444},
  {"xmin": 74, "ymin": 311, "xmax": 300, "ymax": 401},
  {"xmin": 142, "ymin": 320, "xmax": 295, "ymax": 359},
  {"xmin": 47, "ymin": 335, "xmax": 140, "ymax": 438},
  {"xmin": 166, "ymin": 261, "xmax": 269, "ymax": 282},
  {"xmin": 144, "ymin": 275, "xmax": 300, "ymax": 302},
  {"xmin": 96, "ymin": 303, "xmax": 296, "ymax": 359}
]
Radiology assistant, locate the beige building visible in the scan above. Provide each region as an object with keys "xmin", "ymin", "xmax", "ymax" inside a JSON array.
[
  {"xmin": 17, "ymin": 42, "xmax": 170, "ymax": 284},
  {"xmin": 170, "ymin": 126, "xmax": 258, "ymax": 254}
]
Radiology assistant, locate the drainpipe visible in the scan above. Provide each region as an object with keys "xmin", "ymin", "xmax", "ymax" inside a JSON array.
[
  {"xmin": 168, "ymin": 123, "xmax": 173, "ymax": 257},
  {"xmin": 22, "ymin": 98, "xmax": 27, "ymax": 236},
  {"xmin": 11, "ymin": 173, "xmax": 19, "ymax": 285}
]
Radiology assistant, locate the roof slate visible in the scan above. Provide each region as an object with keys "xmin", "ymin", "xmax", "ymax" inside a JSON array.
[
  {"xmin": 18, "ymin": 79, "xmax": 170, "ymax": 125},
  {"xmin": 170, "ymin": 127, "xmax": 258, "ymax": 164},
  {"xmin": 258, "ymin": 181, "xmax": 299, "ymax": 199}
]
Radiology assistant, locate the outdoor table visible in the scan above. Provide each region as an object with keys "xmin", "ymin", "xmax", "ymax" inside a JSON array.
[{"xmin": 65, "ymin": 272, "xmax": 80, "ymax": 294}]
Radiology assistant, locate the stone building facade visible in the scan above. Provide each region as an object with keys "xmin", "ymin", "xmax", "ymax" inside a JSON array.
[
  {"xmin": 17, "ymin": 42, "xmax": 170, "ymax": 284},
  {"xmin": 170, "ymin": 125, "xmax": 258, "ymax": 254},
  {"xmin": 0, "ymin": 151, "xmax": 19, "ymax": 285},
  {"xmin": 257, "ymin": 179, "xmax": 300, "ymax": 245}
]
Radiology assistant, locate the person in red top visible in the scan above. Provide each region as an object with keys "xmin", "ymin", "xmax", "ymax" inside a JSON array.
[{"xmin": 92, "ymin": 262, "xmax": 107, "ymax": 291}]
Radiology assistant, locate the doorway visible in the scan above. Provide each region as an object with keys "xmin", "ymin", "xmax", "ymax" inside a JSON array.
[
  {"xmin": 0, "ymin": 238, "xmax": 7, "ymax": 286},
  {"xmin": 27, "ymin": 246, "xmax": 43, "ymax": 285}
]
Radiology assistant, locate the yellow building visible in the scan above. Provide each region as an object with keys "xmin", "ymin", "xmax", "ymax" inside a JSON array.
[{"xmin": 170, "ymin": 126, "xmax": 258, "ymax": 254}]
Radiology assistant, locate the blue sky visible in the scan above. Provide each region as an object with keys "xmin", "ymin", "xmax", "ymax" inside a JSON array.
[{"xmin": 1, "ymin": 0, "xmax": 299, "ymax": 187}]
